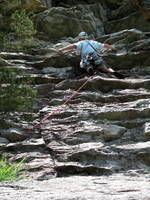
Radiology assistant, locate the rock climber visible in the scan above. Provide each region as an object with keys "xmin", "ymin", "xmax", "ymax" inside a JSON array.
[{"xmin": 58, "ymin": 31, "xmax": 125, "ymax": 78}]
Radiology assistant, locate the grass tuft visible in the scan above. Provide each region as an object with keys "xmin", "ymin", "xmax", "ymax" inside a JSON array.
[{"xmin": 0, "ymin": 154, "xmax": 25, "ymax": 182}]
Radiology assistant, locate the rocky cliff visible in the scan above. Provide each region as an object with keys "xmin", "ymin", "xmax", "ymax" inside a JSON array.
[{"xmin": 0, "ymin": 0, "xmax": 150, "ymax": 199}]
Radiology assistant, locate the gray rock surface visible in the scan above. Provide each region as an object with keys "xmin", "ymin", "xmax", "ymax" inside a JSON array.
[
  {"xmin": 0, "ymin": 1, "xmax": 150, "ymax": 199},
  {"xmin": 0, "ymin": 173, "xmax": 149, "ymax": 200},
  {"xmin": 0, "ymin": 27, "xmax": 150, "ymax": 179}
]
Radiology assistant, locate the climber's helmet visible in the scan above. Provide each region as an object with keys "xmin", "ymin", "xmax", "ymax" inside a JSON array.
[{"xmin": 78, "ymin": 32, "xmax": 89, "ymax": 40}]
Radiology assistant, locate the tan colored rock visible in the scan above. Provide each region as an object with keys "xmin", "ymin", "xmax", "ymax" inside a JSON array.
[{"xmin": 0, "ymin": 0, "xmax": 45, "ymax": 15}]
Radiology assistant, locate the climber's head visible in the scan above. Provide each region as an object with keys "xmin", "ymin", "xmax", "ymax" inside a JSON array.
[{"xmin": 78, "ymin": 32, "xmax": 89, "ymax": 40}]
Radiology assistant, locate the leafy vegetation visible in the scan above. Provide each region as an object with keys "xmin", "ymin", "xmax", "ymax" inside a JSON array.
[
  {"xmin": 0, "ymin": 10, "xmax": 38, "ymax": 50},
  {"xmin": 11, "ymin": 10, "xmax": 36, "ymax": 39},
  {"xmin": 0, "ymin": 68, "xmax": 37, "ymax": 112},
  {"xmin": 0, "ymin": 154, "xmax": 25, "ymax": 182}
]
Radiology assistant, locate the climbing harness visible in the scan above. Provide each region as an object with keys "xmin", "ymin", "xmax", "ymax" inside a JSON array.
[
  {"xmin": 28, "ymin": 71, "xmax": 96, "ymax": 130},
  {"xmin": 87, "ymin": 41, "xmax": 126, "ymax": 79},
  {"xmin": 79, "ymin": 41, "xmax": 106, "ymax": 75}
]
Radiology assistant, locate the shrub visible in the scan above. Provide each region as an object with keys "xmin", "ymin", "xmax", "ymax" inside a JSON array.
[
  {"xmin": 10, "ymin": 10, "xmax": 36, "ymax": 39},
  {"xmin": 0, "ymin": 68, "xmax": 37, "ymax": 112},
  {"xmin": 0, "ymin": 10, "xmax": 39, "ymax": 50}
]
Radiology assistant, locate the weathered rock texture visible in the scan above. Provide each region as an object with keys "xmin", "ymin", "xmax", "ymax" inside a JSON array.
[
  {"xmin": 0, "ymin": 0, "xmax": 46, "ymax": 14},
  {"xmin": 0, "ymin": 174, "xmax": 150, "ymax": 200},
  {"xmin": 0, "ymin": 0, "xmax": 150, "ymax": 199}
]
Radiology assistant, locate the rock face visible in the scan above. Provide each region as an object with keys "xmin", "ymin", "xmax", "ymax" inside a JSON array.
[
  {"xmin": 0, "ymin": 174, "xmax": 150, "ymax": 200},
  {"xmin": 0, "ymin": 0, "xmax": 46, "ymax": 15},
  {"xmin": 39, "ymin": 75, "xmax": 150, "ymax": 177},
  {"xmin": 36, "ymin": 0, "xmax": 150, "ymax": 40},
  {"xmin": 0, "ymin": 0, "xmax": 150, "ymax": 198},
  {"xmin": 36, "ymin": 4, "xmax": 106, "ymax": 40}
]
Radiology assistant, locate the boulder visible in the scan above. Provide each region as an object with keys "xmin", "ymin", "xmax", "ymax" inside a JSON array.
[{"xmin": 36, "ymin": 4, "xmax": 106, "ymax": 41}]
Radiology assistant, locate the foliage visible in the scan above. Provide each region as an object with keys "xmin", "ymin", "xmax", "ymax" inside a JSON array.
[
  {"xmin": 0, "ymin": 68, "xmax": 37, "ymax": 112},
  {"xmin": 10, "ymin": 10, "xmax": 36, "ymax": 39},
  {"xmin": 0, "ymin": 32, "xmax": 11, "ymax": 49},
  {"xmin": 0, "ymin": 154, "xmax": 25, "ymax": 182},
  {"xmin": 0, "ymin": 10, "xmax": 39, "ymax": 50}
]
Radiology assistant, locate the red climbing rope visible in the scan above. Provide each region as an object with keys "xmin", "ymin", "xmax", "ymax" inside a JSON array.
[{"xmin": 28, "ymin": 72, "xmax": 96, "ymax": 130}]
